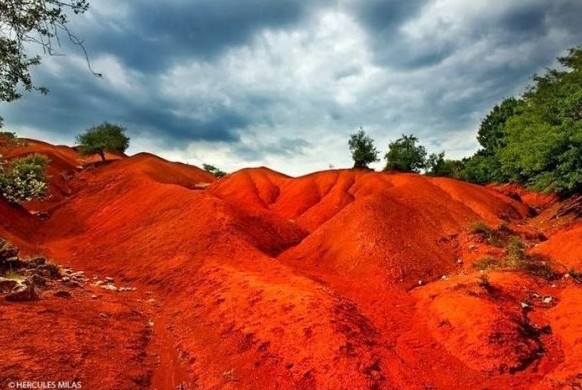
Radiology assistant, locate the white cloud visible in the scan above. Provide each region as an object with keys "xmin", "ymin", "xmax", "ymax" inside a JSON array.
[{"xmin": 4, "ymin": 0, "xmax": 582, "ymax": 176}]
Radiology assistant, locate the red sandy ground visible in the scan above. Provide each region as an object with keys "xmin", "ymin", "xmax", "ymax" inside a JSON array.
[{"xmin": 1, "ymin": 140, "xmax": 582, "ymax": 389}]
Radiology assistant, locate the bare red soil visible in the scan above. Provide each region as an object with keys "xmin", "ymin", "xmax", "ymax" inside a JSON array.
[{"xmin": 1, "ymin": 140, "xmax": 582, "ymax": 389}]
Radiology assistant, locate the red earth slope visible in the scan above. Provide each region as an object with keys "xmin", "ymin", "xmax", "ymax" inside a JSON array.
[{"xmin": 1, "ymin": 139, "xmax": 582, "ymax": 389}]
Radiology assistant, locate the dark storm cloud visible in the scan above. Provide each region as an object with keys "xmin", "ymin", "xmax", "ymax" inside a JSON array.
[
  {"xmin": 349, "ymin": 0, "xmax": 452, "ymax": 69},
  {"xmin": 352, "ymin": 0, "xmax": 426, "ymax": 33},
  {"xmin": 80, "ymin": 0, "xmax": 329, "ymax": 72},
  {"xmin": 3, "ymin": 0, "xmax": 582, "ymax": 174},
  {"xmin": 234, "ymin": 136, "xmax": 311, "ymax": 161},
  {"xmin": 2, "ymin": 63, "xmax": 246, "ymax": 146}
]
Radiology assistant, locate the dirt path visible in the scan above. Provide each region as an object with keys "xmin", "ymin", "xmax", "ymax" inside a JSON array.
[{"xmin": 143, "ymin": 294, "xmax": 192, "ymax": 390}]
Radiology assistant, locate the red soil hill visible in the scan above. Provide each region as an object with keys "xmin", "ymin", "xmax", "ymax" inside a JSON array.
[{"xmin": 1, "ymin": 140, "xmax": 582, "ymax": 389}]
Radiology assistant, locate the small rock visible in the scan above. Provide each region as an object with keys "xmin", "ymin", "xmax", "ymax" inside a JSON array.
[
  {"xmin": 542, "ymin": 296, "xmax": 554, "ymax": 304},
  {"xmin": 54, "ymin": 290, "xmax": 72, "ymax": 298},
  {"xmin": 37, "ymin": 263, "xmax": 61, "ymax": 278},
  {"xmin": 456, "ymin": 258, "xmax": 464, "ymax": 265},
  {"xmin": 0, "ymin": 277, "xmax": 18, "ymax": 293},
  {"xmin": 100, "ymin": 284, "xmax": 118, "ymax": 292},
  {"xmin": 67, "ymin": 280, "xmax": 83, "ymax": 288},
  {"xmin": 70, "ymin": 271, "xmax": 85, "ymax": 278},
  {"xmin": 520, "ymin": 302, "xmax": 531, "ymax": 310},
  {"xmin": 61, "ymin": 276, "xmax": 71, "ymax": 283},
  {"xmin": 28, "ymin": 257, "xmax": 46, "ymax": 267},
  {"xmin": 29, "ymin": 274, "xmax": 47, "ymax": 287},
  {"xmin": 105, "ymin": 277, "xmax": 114, "ymax": 283},
  {"xmin": 551, "ymin": 284, "xmax": 557, "ymax": 288},
  {"xmin": 418, "ymin": 280, "xmax": 423, "ymax": 286},
  {"xmin": 91, "ymin": 294, "xmax": 98, "ymax": 300},
  {"xmin": 99, "ymin": 313, "xmax": 108, "ymax": 319},
  {"xmin": 6, "ymin": 283, "xmax": 38, "ymax": 302},
  {"xmin": 95, "ymin": 280, "xmax": 104, "ymax": 286},
  {"xmin": 441, "ymin": 275, "xmax": 448, "ymax": 280}
]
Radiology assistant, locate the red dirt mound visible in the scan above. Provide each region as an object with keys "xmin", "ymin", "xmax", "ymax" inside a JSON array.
[
  {"xmin": 533, "ymin": 222, "xmax": 582, "ymax": 270},
  {"xmin": 0, "ymin": 198, "xmax": 38, "ymax": 249},
  {"xmin": 277, "ymin": 171, "xmax": 528, "ymax": 286},
  {"xmin": 3, "ymin": 140, "xmax": 582, "ymax": 390}
]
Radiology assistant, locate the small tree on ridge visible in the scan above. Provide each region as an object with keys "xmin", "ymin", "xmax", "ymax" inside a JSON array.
[
  {"xmin": 348, "ymin": 128, "xmax": 379, "ymax": 169},
  {"xmin": 76, "ymin": 122, "xmax": 130, "ymax": 161},
  {"xmin": 384, "ymin": 134, "xmax": 427, "ymax": 173}
]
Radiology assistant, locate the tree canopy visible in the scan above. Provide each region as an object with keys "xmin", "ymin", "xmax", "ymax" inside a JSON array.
[
  {"xmin": 348, "ymin": 128, "xmax": 379, "ymax": 169},
  {"xmin": 384, "ymin": 134, "xmax": 427, "ymax": 173},
  {"xmin": 1, "ymin": 0, "xmax": 95, "ymax": 126},
  {"xmin": 458, "ymin": 46, "xmax": 582, "ymax": 194},
  {"xmin": 202, "ymin": 163, "xmax": 227, "ymax": 178},
  {"xmin": 76, "ymin": 122, "xmax": 130, "ymax": 161}
]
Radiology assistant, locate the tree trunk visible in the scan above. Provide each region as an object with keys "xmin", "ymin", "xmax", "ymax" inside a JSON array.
[{"xmin": 98, "ymin": 150, "xmax": 106, "ymax": 161}]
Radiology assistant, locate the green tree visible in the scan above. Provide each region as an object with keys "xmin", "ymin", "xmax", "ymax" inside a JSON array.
[
  {"xmin": 76, "ymin": 122, "xmax": 130, "ymax": 161},
  {"xmin": 1, "ymin": 1, "xmax": 96, "ymax": 127},
  {"xmin": 0, "ymin": 154, "xmax": 48, "ymax": 203},
  {"xmin": 477, "ymin": 97, "xmax": 520, "ymax": 153},
  {"xmin": 426, "ymin": 152, "xmax": 464, "ymax": 178},
  {"xmin": 202, "ymin": 163, "xmax": 227, "ymax": 178},
  {"xmin": 384, "ymin": 134, "xmax": 427, "ymax": 172},
  {"xmin": 348, "ymin": 128, "xmax": 379, "ymax": 169},
  {"xmin": 497, "ymin": 47, "xmax": 582, "ymax": 193},
  {"xmin": 459, "ymin": 152, "xmax": 500, "ymax": 184}
]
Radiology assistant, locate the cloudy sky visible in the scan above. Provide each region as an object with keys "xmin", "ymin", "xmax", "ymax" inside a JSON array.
[{"xmin": 2, "ymin": 0, "xmax": 582, "ymax": 175}]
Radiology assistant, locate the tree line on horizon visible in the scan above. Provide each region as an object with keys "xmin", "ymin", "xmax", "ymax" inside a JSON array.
[
  {"xmin": 0, "ymin": 0, "xmax": 581, "ymax": 204},
  {"xmin": 349, "ymin": 46, "xmax": 582, "ymax": 195}
]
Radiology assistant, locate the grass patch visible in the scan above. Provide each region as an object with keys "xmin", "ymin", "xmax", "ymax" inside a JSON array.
[
  {"xmin": 474, "ymin": 256, "xmax": 499, "ymax": 271},
  {"xmin": 469, "ymin": 221, "xmax": 504, "ymax": 247},
  {"xmin": 2, "ymin": 270, "xmax": 24, "ymax": 282},
  {"xmin": 472, "ymin": 236, "xmax": 557, "ymax": 280}
]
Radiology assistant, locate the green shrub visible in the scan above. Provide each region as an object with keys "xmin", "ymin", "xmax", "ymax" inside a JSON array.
[
  {"xmin": 0, "ymin": 132, "xmax": 25, "ymax": 147},
  {"xmin": 473, "ymin": 257, "xmax": 499, "ymax": 271},
  {"xmin": 472, "ymin": 235, "xmax": 557, "ymax": 280},
  {"xmin": 469, "ymin": 221, "xmax": 504, "ymax": 247},
  {"xmin": 503, "ymin": 237, "xmax": 556, "ymax": 279},
  {"xmin": 0, "ymin": 154, "xmax": 48, "ymax": 203}
]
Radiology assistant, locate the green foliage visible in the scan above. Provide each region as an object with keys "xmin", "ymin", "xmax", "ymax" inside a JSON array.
[
  {"xmin": 0, "ymin": 132, "xmax": 21, "ymax": 147},
  {"xmin": 348, "ymin": 128, "xmax": 379, "ymax": 169},
  {"xmin": 459, "ymin": 152, "xmax": 502, "ymax": 184},
  {"xmin": 0, "ymin": 154, "xmax": 48, "ymax": 203},
  {"xmin": 504, "ymin": 236, "xmax": 526, "ymax": 264},
  {"xmin": 76, "ymin": 122, "xmax": 130, "ymax": 161},
  {"xmin": 474, "ymin": 257, "xmax": 499, "ymax": 271},
  {"xmin": 461, "ymin": 47, "xmax": 582, "ymax": 194},
  {"xmin": 469, "ymin": 221, "xmax": 504, "ymax": 247},
  {"xmin": 384, "ymin": 134, "xmax": 427, "ymax": 172},
  {"xmin": 472, "ymin": 235, "xmax": 556, "ymax": 279},
  {"xmin": 0, "ymin": 1, "xmax": 94, "ymax": 128},
  {"xmin": 202, "ymin": 163, "xmax": 227, "ymax": 178},
  {"xmin": 0, "ymin": 1, "xmax": 91, "ymax": 127},
  {"xmin": 477, "ymin": 97, "xmax": 520, "ymax": 153},
  {"xmin": 426, "ymin": 151, "xmax": 465, "ymax": 178}
]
